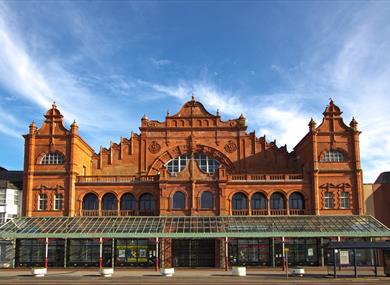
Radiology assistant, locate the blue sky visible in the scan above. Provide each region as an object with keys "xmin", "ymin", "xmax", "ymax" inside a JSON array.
[{"xmin": 0, "ymin": 1, "xmax": 390, "ymax": 182}]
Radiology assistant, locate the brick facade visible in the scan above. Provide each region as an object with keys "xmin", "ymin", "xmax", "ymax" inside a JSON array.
[{"xmin": 22, "ymin": 98, "xmax": 364, "ymax": 218}]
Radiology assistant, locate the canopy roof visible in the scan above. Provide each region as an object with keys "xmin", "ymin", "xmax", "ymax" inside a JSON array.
[{"xmin": 0, "ymin": 215, "xmax": 389, "ymax": 239}]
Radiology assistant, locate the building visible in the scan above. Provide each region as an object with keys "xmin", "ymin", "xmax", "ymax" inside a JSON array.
[
  {"xmin": 0, "ymin": 169, "xmax": 23, "ymax": 224},
  {"xmin": 0, "ymin": 98, "xmax": 389, "ymax": 269},
  {"xmin": 364, "ymin": 172, "xmax": 390, "ymax": 228}
]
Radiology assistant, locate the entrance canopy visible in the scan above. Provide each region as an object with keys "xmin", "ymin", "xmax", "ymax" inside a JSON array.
[{"xmin": 0, "ymin": 215, "xmax": 389, "ymax": 239}]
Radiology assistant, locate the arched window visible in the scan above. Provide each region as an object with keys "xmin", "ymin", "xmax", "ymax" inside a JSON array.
[
  {"xmin": 120, "ymin": 193, "xmax": 136, "ymax": 210},
  {"xmin": 340, "ymin": 192, "xmax": 350, "ymax": 209},
  {"xmin": 166, "ymin": 153, "xmax": 220, "ymax": 175},
  {"xmin": 270, "ymin": 193, "xmax": 285, "ymax": 209},
  {"xmin": 289, "ymin": 192, "xmax": 304, "ymax": 209},
  {"xmin": 321, "ymin": 150, "xmax": 345, "ymax": 162},
  {"xmin": 172, "ymin": 192, "xmax": 186, "ymax": 209},
  {"xmin": 83, "ymin": 193, "xmax": 98, "ymax": 210},
  {"xmin": 232, "ymin": 193, "xmax": 248, "ymax": 210},
  {"xmin": 200, "ymin": 191, "xmax": 213, "ymax": 209},
  {"xmin": 102, "ymin": 193, "xmax": 117, "ymax": 210},
  {"xmin": 54, "ymin": 193, "xmax": 63, "ymax": 210},
  {"xmin": 251, "ymin": 193, "xmax": 267, "ymax": 209},
  {"xmin": 194, "ymin": 153, "xmax": 220, "ymax": 174},
  {"xmin": 38, "ymin": 194, "xmax": 47, "ymax": 210},
  {"xmin": 324, "ymin": 192, "xmax": 333, "ymax": 209},
  {"xmin": 41, "ymin": 152, "xmax": 65, "ymax": 164},
  {"xmin": 166, "ymin": 154, "xmax": 191, "ymax": 174},
  {"xmin": 139, "ymin": 193, "xmax": 155, "ymax": 212}
]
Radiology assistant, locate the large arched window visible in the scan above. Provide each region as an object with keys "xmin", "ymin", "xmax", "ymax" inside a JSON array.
[
  {"xmin": 172, "ymin": 192, "xmax": 186, "ymax": 209},
  {"xmin": 289, "ymin": 192, "xmax": 304, "ymax": 209},
  {"xmin": 41, "ymin": 152, "xmax": 65, "ymax": 165},
  {"xmin": 321, "ymin": 150, "xmax": 345, "ymax": 162},
  {"xmin": 232, "ymin": 193, "xmax": 248, "ymax": 210},
  {"xmin": 102, "ymin": 193, "xmax": 117, "ymax": 210},
  {"xmin": 251, "ymin": 193, "xmax": 267, "ymax": 209},
  {"xmin": 120, "ymin": 193, "xmax": 136, "ymax": 210},
  {"xmin": 166, "ymin": 153, "xmax": 220, "ymax": 175},
  {"xmin": 194, "ymin": 153, "xmax": 220, "ymax": 174},
  {"xmin": 139, "ymin": 193, "xmax": 155, "ymax": 212},
  {"xmin": 270, "ymin": 192, "xmax": 285, "ymax": 209},
  {"xmin": 200, "ymin": 191, "xmax": 213, "ymax": 209},
  {"xmin": 83, "ymin": 193, "xmax": 98, "ymax": 210}
]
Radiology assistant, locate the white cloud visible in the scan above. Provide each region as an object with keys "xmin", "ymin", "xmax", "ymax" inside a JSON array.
[{"xmin": 150, "ymin": 57, "xmax": 171, "ymax": 68}]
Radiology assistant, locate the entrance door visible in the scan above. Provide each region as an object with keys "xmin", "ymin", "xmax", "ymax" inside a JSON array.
[{"xmin": 172, "ymin": 239, "xmax": 215, "ymax": 267}]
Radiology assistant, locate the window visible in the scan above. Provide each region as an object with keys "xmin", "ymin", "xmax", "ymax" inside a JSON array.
[
  {"xmin": 139, "ymin": 193, "xmax": 155, "ymax": 212},
  {"xmin": 172, "ymin": 192, "xmax": 186, "ymax": 209},
  {"xmin": 41, "ymin": 152, "xmax": 65, "ymax": 165},
  {"xmin": 166, "ymin": 154, "xmax": 191, "ymax": 174},
  {"xmin": 102, "ymin": 193, "xmax": 118, "ymax": 210},
  {"xmin": 289, "ymin": 192, "xmax": 304, "ymax": 209},
  {"xmin": 251, "ymin": 193, "xmax": 267, "ymax": 209},
  {"xmin": 270, "ymin": 193, "xmax": 285, "ymax": 209},
  {"xmin": 83, "ymin": 193, "xmax": 98, "ymax": 210},
  {"xmin": 321, "ymin": 150, "xmax": 345, "ymax": 162},
  {"xmin": 232, "ymin": 193, "xmax": 248, "ymax": 210},
  {"xmin": 120, "ymin": 193, "xmax": 136, "ymax": 211},
  {"xmin": 38, "ymin": 194, "xmax": 47, "ymax": 210},
  {"xmin": 0, "ymin": 189, "xmax": 5, "ymax": 205},
  {"xmin": 14, "ymin": 191, "xmax": 19, "ymax": 206},
  {"xmin": 194, "ymin": 153, "xmax": 220, "ymax": 174},
  {"xmin": 340, "ymin": 192, "xmax": 350, "ymax": 209},
  {"xmin": 200, "ymin": 191, "xmax": 213, "ymax": 209},
  {"xmin": 166, "ymin": 153, "xmax": 220, "ymax": 175},
  {"xmin": 324, "ymin": 192, "xmax": 333, "ymax": 209},
  {"xmin": 54, "ymin": 193, "xmax": 63, "ymax": 210},
  {"xmin": 0, "ymin": 213, "xmax": 5, "ymax": 225}
]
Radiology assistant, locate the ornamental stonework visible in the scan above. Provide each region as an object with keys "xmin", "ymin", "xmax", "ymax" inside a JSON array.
[
  {"xmin": 224, "ymin": 140, "xmax": 237, "ymax": 153},
  {"xmin": 148, "ymin": 141, "xmax": 161, "ymax": 154}
]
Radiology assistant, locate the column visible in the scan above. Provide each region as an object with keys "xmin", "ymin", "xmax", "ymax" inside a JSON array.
[
  {"xmin": 155, "ymin": 237, "xmax": 159, "ymax": 272},
  {"xmin": 45, "ymin": 238, "xmax": 49, "ymax": 269},
  {"xmin": 282, "ymin": 237, "xmax": 285, "ymax": 271},
  {"xmin": 224, "ymin": 237, "xmax": 229, "ymax": 271},
  {"xmin": 99, "ymin": 237, "xmax": 103, "ymax": 270}
]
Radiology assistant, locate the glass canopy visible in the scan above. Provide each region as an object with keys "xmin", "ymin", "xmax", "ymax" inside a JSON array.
[{"xmin": 0, "ymin": 215, "xmax": 389, "ymax": 239}]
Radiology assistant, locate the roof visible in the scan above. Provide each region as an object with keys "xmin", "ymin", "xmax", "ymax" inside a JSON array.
[
  {"xmin": 374, "ymin": 171, "xmax": 390, "ymax": 184},
  {"xmin": 0, "ymin": 171, "xmax": 23, "ymax": 189},
  {"xmin": 0, "ymin": 215, "xmax": 389, "ymax": 239},
  {"xmin": 326, "ymin": 241, "xmax": 390, "ymax": 249}
]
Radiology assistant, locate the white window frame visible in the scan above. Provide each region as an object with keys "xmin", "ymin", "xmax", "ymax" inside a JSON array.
[
  {"xmin": 54, "ymin": 193, "xmax": 63, "ymax": 210},
  {"xmin": 41, "ymin": 152, "xmax": 65, "ymax": 165},
  {"xmin": 340, "ymin": 192, "xmax": 350, "ymax": 209},
  {"xmin": 322, "ymin": 151, "xmax": 345, "ymax": 162},
  {"xmin": 324, "ymin": 192, "xmax": 333, "ymax": 209},
  {"xmin": 38, "ymin": 194, "xmax": 47, "ymax": 210}
]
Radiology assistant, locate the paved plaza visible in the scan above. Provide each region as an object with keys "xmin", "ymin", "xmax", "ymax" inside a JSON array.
[{"xmin": 0, "ymin": 268, "xmax": 388, "ymax": 285}]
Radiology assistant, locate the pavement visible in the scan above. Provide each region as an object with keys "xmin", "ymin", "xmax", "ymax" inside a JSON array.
[{"xmin": 0, "ymin": 267, "xmax": 388, "ymax": 284}]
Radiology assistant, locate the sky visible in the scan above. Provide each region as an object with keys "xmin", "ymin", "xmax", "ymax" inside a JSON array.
[{"xmin": 0, "ymin": 0, "xmax": 390, "ymax": 182}]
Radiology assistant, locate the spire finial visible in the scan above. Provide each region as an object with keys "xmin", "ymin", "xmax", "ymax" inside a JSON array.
[
  {"xmin": 52, "ymin": 101, "xmax": 57, "ymax": 108},
  {"xmin": 191, "ymin": 93, "xmax": 195, "ymax": 101}
]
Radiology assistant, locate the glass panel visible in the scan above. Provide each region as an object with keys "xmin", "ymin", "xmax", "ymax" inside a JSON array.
[
  {"xmin": 201, "ymin": 192, "xmax": 213, "ymax": 209},
  {"xmin": 172, "ymin": 192, "xmax": 186, "ymax": 209}
]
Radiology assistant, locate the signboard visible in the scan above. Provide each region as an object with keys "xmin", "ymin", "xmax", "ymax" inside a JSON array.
[
  {"xmin": 339, "ymin": 250, "xmax": 349, "ymax": 265},
  {"xmin": 308, "ymin": 248, "xmax": 313, "ymax": 256},
  {"xmin": 384, "ymin": 250, "xmax": 390, "ymax": 276}
]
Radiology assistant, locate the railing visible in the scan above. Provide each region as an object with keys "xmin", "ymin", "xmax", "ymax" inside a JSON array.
[
  {"xmin": 251, "ymin": 209, "xmax": 268, "ymax": 216},
  {"xmin": 77, "ymin": 175, "xmax": 158, "ymax": 184},
  {"xmin": 229, "ymin": 173, "xmax": 303, "ymax": 182},
  {"xmin": 80, "ymin": 209, "xmax": 155, "ymax": 216},
  {"xmin": 81, "ymin": 210, "xmax": 99, "ymax": 216},
  {"xmin": 289, "ymin": 209, "xmax": 305, "ymax": 215},
  {"xmin": 232, "ymin": 209, "xmax": 249, "ymax": 216},
  {"xmin": 270, "ymin": 209, "xmax": 288, "ymax": 215}
]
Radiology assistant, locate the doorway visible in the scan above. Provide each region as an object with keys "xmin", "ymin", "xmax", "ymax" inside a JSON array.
[{"xmin": 172, "ymin": 239, "xmax": 215, "ymax": 267}]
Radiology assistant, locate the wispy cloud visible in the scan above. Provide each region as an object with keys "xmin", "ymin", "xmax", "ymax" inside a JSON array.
[{"xmin": 150, "ymin": 57, "xmax": 171, "ymax": 68}]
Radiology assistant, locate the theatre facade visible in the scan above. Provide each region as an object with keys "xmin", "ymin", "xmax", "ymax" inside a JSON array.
[{"xmin": 0, "ymin": 97, "xmax": 389, "ymax": 269}]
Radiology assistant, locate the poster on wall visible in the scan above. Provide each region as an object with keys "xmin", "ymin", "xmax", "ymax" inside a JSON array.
[
  {"xmin": 308, "ymin": 248, "xmax": 313, "ymax": 256},
  {"xmin": 340, "ymin": 250, "xmax": 350, "ymax": 265}
]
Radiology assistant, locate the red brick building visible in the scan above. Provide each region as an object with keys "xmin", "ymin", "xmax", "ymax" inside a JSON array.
[{"xmin": 1, "ymin": 97, "xmax": 387, "ymax": 269}]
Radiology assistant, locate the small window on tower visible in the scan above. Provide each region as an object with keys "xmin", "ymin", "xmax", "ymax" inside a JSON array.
[
  {"xmin": 41, "ymin": 152, "xmax": 65, "ymax": 165},
  {"xmin": 321, "ymin": 150, "xmax": 345, "ymax": 162}
]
